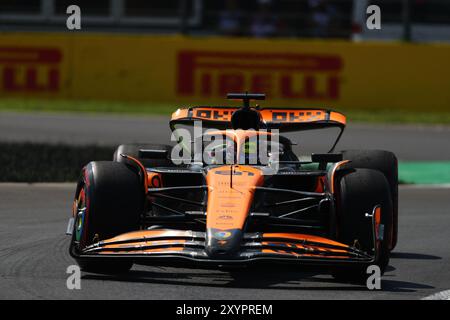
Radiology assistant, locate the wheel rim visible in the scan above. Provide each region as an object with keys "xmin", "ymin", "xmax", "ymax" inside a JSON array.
[{"xmin": 74, "ymin": 188, "xmax": 87, "ymax": 244}]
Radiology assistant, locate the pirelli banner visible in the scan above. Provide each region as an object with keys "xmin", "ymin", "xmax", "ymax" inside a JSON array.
[{"xmin": 0, "ymin": 32, "xmax": 450, "ymax": 111}]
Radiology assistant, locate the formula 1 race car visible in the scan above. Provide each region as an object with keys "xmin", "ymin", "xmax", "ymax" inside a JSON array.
[{"xmin": 68, "ymin": 93, "xmax": 398, "ymax": 283}]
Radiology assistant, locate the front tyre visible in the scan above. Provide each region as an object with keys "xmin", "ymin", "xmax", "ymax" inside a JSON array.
[
  {"xmin": 332, "ymin": 168, "xmax": 393, "ymax": 284},
  {"xmin": 69, "ymin": 161, "xmax": 144, "ymax": 274},
  {"xmin": 341, "ymin": 149, "xmax": 398, "ymax": 250}
]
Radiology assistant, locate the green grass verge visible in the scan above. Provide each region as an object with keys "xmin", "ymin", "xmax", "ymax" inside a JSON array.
[
  {"xmin": 1, "ymin": 98, "xmax": 450, "ymax": 125},
  {"xmin": 398, "ymin": 162, "xmax": 450, "ymax": 185},
  {"xmin": 0, "ymin": 142, "xmax": 114, "ymax": 182},
  {"xmin": 345, "ymin": 110, "xmax": 450, "ymax": 125},
  {"xmin": 0, "ymin": 98, "xmax": 174, "ymax": 116}
]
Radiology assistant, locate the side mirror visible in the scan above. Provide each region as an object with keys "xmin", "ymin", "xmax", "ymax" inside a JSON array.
[{"xmin": 138, "ymin": 148, "xmax": 169, "ymax": 159}]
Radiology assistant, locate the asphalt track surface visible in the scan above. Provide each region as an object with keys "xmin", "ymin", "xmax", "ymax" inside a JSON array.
[
  {"xmin": 0, "ymin": 183, "xmax": 449, "ymax": 300},
  {"xmin": 1, "ymin": 112, "xmax": 450, "ymax": 160}
]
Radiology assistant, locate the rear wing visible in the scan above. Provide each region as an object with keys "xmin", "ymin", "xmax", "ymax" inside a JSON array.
[{"xmin": 170, "ymin": 106, "xmax": 346, "ymax": 132}]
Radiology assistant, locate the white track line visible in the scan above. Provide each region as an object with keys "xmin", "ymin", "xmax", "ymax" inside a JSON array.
[{"xmin": 422, "ymin": 289, "xmax": 450, "ymax": 300}]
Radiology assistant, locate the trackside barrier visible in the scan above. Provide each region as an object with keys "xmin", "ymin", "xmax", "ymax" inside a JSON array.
[{"xmin": 0, "ymin": 33, "xmax": 449, "ymax": 111}]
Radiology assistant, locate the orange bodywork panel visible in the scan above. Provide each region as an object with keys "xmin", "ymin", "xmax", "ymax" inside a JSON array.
[
  {"xmin": 87, "ymin": 229, "xmax": 359, "ymax": 259},
  {"xmin": 204, "ymin": 130, "xmax": 267, "ymax": 231},
  {"xmin": 206, "ymin": 165, "xmax": 264, "ymax": 230},
  {"xmin": 95, "ymin": 230, "xmax": 190, "ymax": 254},
  {"xmin": 170, "ymin": 107, "xmax": 346, "ymax": 128},
  {"xmin": 171, "ymin": 108, "xmax": 190, "ymax": 121},
  {"xmin": 259, "ymin": 109, "xmax": 328, "ymax": 123},
  {"xmin": 261, "ymin": 232, "xmax": 349, "ymax": 248},
  {"xmin": 329, "ymin": 111, "xmax": 347, "ymax": 125},
  {"xmin": 374, "ymin": 206, "xmax": 382, "ymax": 243},
  {"xmin": 99, "ymin": 248, "xmax": 185, "ymax": 254},
  {"xmin": 260, "ymin": 233, "xmax": 350, "ymax": 257},
  {"xmin": 101, "ymin": 229, "xmax": 193, "ymax": 244},
  {"xmin": 147, "ymin": 172, "xmax": 162, "ymax": 188},
  {"xmin": 329, "ymin": 160, "xmax": 350, "ymax": 194},
  {"xmin": 261, "ymin": 249, "xmax": 349, "ymax": 259}
]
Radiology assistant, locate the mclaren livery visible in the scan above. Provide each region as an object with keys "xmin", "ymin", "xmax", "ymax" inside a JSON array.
[{"xmin": 68, "ymin": 93, "xmax": 398, "ymax": 282}]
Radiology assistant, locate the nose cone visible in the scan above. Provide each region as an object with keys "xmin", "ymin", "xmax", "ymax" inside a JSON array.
[
  {"xmin": 205, "ymin": 228, "xmax": 243, "ymax": 258},
  {"xmin": 204, "ymin": 165, "xmax": 263, "ymax": 259}
]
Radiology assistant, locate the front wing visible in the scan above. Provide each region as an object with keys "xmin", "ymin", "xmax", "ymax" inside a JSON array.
[{"xmin": 72, "ymin": 220, "xmax": 379, "ymax": 267}]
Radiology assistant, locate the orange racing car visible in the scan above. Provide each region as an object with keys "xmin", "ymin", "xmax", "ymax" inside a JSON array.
[{"xmin": 67, "ymin": 93, "xmax": 398, "ymax": 283}]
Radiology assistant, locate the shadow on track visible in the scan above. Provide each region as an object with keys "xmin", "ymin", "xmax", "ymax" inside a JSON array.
[
  {"xmin": 380, "ymin": 278, "xmax": 434, "ymax": 293},
  {"xmin": 390, "ymin": 252, "xmax": 442, "ymax": 260},
  {"xmin": 82, "ymin": 264, "xmax": 434, "ymax": 293}
]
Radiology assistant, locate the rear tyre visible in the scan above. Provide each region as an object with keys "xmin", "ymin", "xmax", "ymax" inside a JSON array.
[
  {"xmin": 113, "ymin": 144, "xmax": 173, "ymax": 168},
  {"xmin": 332, "ymin": 168, "xmax": 393, "ymax": 284},
  {"xmin": 69, "ymin": 161, "xmax": 143, "ymax": 274},
  {"xmin": 341, "ymin": 150, "xmax": 398, "ymax": 250}
]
